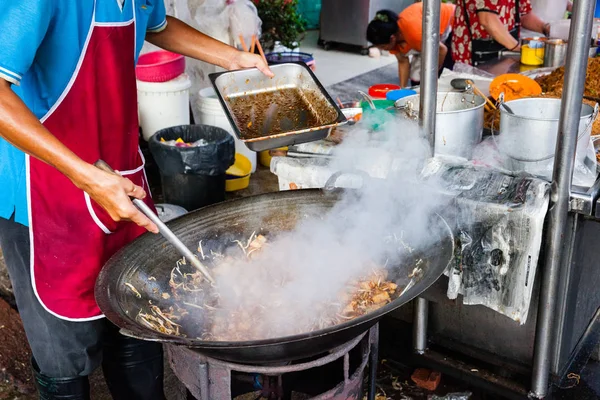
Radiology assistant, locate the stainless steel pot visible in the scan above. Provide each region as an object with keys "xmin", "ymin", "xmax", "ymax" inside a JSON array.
[
  {"xmin": 544, "ymin": 39, "xmax": 568, "ymax": 68},
  {"xmin": 395, "ymin": 92, "xmax": 485, "ymax": 160},
  {"xmin": 497, "ymin": 98, "xmax": 597, "ymax": 165}
]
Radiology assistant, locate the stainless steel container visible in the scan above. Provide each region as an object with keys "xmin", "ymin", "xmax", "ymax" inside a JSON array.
[
  {"xmin": 210, "ymin": 62, "xmax": 347, "ymax": 152},
  {"xmin": 544, "ymin": 39, "xmax": 568, "ymax": 67},
  {"xmin": 395, "ymin": 92, "xmax": 485, "ymax": 160},
  {"xmin": 498, "ymin": 98, "xmax": 595, "ymax": 165}
]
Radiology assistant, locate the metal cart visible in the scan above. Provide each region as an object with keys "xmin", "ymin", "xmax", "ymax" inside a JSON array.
[{"xmin": 412, "ymin": 0, "xmax": 600, "ymax": 397}]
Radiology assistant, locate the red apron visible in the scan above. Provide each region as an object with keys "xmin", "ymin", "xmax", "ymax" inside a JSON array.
[{"xmin": 27, "ymin": 6, "xmax": 154, "ymax": 320}]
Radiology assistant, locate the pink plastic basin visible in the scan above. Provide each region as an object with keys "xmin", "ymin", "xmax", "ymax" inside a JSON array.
[{"xmin": 136, "ymin": 51, "xmax": 185, "ymax": 82}]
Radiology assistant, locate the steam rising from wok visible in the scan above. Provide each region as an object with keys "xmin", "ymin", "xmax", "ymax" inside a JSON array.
[{"xmin": 138, "ymin": 111, "xmax": 451, "ymax": 341}]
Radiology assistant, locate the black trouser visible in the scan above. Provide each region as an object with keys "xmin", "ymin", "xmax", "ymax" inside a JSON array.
[
  {"xmin": 409, "ymin": 32, "xmax": 455, "ymax": 87},
  {"xmin": 0, "ymin": 214, "xmax": 165, "ymax": 399}
]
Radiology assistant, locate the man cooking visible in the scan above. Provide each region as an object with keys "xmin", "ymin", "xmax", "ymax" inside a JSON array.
[
  {"xmin": 366, "ymin": 3, "xmax": 456, "ymax": 87},
  {"xmin": 0, "ymin": 1, "xmax": 272, "ymax": 398},
  {"xmin": 452, "ymin": 0, "xmax": 550, "ymax": 65}
]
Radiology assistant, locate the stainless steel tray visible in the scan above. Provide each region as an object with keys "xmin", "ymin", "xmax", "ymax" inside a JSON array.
[{"xmin": 209, "ymin": 62, "xmax": 347, "ymax": 152}]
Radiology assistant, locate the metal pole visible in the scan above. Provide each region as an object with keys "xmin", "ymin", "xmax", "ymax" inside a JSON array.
[
  {"xmin": 412, "ymin": 0, "xmax": 440, "ymax": 356},
  {"xmin": 413, "ymin": 0, "xmax": 440, "ymax": 356},
  {"xmin": 529, "ymin": 0, "xmax": 595, "ymax": 396},
  {"xmin": 419, "ymin": 0, "xmax": 441, "ymax": 151},
  {"xmin": 413, "ymin": 297, "xmax": 429, "ymax": 354}
]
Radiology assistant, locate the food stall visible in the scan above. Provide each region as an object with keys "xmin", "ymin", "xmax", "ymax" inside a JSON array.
[
  {"xmin": 253, "ymin": 4, "xmax": 600, "ymax": 398},
  {"xmin": 403, "ymin": 0, "xmax": 600, "ymax": 397},
  {"xmin": 95, "ymin": 0, "xmax": 600, "ymax": 398}
]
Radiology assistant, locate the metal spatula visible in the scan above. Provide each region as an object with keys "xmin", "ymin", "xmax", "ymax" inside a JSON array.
[{"xmin": 94, "ymin": 160, "xmax": 215, "ymax": 284}]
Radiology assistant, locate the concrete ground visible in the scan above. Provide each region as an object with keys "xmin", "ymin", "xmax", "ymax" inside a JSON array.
[{"xmin": 299, "ymin": 30, "xmax": 396, "ymax": 88}]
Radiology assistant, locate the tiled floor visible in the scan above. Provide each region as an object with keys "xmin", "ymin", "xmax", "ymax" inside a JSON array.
[{"xmin": 299, "ymin": 30, "xmax": 397, "ymax": 87}]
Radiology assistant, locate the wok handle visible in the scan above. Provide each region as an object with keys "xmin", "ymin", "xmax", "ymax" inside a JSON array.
[{"xmin": 93, "ymin": 160, "xmax": 216, "ymax": 284}]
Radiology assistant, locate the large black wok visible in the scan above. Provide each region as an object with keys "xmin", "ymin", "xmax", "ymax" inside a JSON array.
[{"xmin": 95, "ymin": 189, "xmax": 454, "ymax": 364}]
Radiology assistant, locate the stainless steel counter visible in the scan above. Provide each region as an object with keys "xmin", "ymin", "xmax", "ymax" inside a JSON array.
[{"xmin": 476, "ymin": 55, "xmax": 543, "ymax": 76}]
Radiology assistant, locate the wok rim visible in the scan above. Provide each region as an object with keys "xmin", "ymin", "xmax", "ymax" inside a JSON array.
[{"xmin": 95, "ymin": 189, "xmax": 454, "ymax": 349}]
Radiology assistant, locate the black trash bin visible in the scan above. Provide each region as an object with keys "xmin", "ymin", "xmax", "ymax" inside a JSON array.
[{"xmin": 148, "ymin": 125, "xmax": 235, "ymax": 212}]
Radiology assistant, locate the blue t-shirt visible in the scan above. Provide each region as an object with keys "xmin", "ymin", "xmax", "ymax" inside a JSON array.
[{"xmin": 0, "ymin": 0, "xmax": 167, "ymax": 226}]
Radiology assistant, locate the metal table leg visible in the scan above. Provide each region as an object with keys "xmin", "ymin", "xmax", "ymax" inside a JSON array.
[
  {"xmin": 414, "ymin": 298, "xmax": 429, "ymax": 354},
  {"xmin": 412, "ymin": 0, "xmax": 441, "ymax": 361}
]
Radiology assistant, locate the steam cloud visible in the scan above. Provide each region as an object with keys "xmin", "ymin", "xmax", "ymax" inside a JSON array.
[{"xmin": 200, "ymin": 111, "xmax": 452, "ymax": 341}]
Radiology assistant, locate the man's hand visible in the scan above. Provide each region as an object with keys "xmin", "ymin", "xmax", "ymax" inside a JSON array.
[
  {"xmin": 228, "ymin": 51, "xmax": 274, "ymax": 77},
  {"xmin": 77, "ymin": 166, "xmax": 159, "ymax": 234},
  {"xmin": 0, "ymin": 80, "xmax": 159, "ymax": 234}
]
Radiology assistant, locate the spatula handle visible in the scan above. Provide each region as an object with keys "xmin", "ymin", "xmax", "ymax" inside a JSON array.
[{"xmin": 93, "ymin": 160, "xmax": 215, "ymax": 283}]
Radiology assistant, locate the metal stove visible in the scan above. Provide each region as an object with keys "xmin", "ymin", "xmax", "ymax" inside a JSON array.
[{"xmin": 166, "ymin": 325, "xmax": 379, "ymax": 400}]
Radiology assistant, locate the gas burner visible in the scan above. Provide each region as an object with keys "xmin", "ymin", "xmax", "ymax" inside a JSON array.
[{"xmin": 166, "ymin": 324, "xmax": 379, "ymax": 400}]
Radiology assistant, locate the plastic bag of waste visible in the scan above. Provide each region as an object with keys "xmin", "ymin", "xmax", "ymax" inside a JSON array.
[{"xmin": 149, "ymin": 125, "xmax": 235, "ymax": 176}]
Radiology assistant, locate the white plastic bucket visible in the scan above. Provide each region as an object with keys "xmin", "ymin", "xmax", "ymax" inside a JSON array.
[
  {"xmin": 137, "ymin": 73, "xmax": 192, "ymax": 141},
  {"xmin": 197, "ymin": 87, "xmax": 257, "ymax": 172}
]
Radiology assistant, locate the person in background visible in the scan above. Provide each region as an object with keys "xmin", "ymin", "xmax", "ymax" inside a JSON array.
[
  {"xmin": 452, "ymin": 0, "xmax": 550, "ymax": 65},
  {"xmin": 0, "ymin": 1, "xmax": 271, "ymax": 399},
  {"xmin": 366, "ymin": 3, "xmax": 456, "ymax": 88}
]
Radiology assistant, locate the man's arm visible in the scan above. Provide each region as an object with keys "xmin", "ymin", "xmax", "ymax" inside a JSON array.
[
  {"xmin": 396, "ymin": 54, "xmax": 410, "ymax": 87},
  {"xmin": 477, "ymin": 11, "xmax": 521, "ymax": 50},
  {"xmin": 146, "ymin": 16, "xmax": 274, "ymax": 77},
  {"xmin": 0, "ymin": 80, "xmax": 158, "ymax": 232},
  {"xmin": 521, "ymin": 12, "xmax": 551, "ymax": 36}
]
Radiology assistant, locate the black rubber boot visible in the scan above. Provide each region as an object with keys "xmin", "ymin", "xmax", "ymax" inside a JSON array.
[
  {"xmin": 101, "ymin": 323, "xmax": 166, "ymax": 400},
  {"xmin": 32, "ymin": 359, "xmax": 90, "ymax": 400}
]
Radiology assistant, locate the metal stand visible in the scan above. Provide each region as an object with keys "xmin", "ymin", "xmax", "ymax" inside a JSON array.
[
  {"xmin": 167, "ymin": 325, "xmax": 379, "ymax": 400},
  {"xmin": 412, "ymin": 0, "xmax": 597, "ymax": 397},
  {"xmin": 368, "ymin": 333, "xmax": 379, "ymax": 400},
  {"xmin": 529, "ymin": 0, "xmax": 596, "ymax": 396}
]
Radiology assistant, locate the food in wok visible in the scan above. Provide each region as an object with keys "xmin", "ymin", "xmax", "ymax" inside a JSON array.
[{"xmin": 129, "ymin": 232, "xmax": 421, "ymax": 341}]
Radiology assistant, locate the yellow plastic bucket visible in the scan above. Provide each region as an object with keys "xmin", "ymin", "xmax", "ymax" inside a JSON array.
[
  {"xmin": 225, "ymin": 153, "xmax": 252, "ymax": 192},
  {"xmin": 521, "ymin": 38, "xmax": 546, "ymax": 66},
  {"xmin": 259, "ymin": 147, "xmax": 287, "ymax": 168}
]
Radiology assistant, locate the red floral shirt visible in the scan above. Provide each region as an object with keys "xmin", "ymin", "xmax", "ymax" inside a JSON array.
[{"xmin": 451, "ymin": 0, "xmax": 532, "ymax": 64}]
